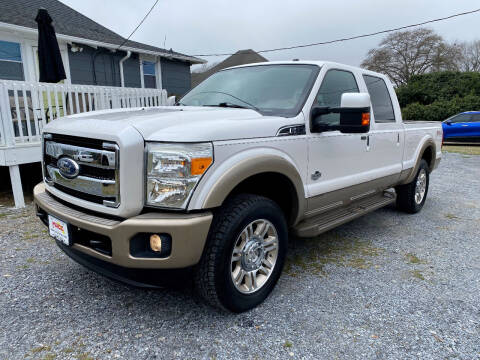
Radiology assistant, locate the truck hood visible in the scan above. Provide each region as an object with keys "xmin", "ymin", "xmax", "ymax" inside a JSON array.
[{"xmin": 44, "ymin": 106, "xmax": 302, "ymax": 142}]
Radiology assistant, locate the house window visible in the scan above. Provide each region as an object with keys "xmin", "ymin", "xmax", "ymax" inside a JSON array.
[
  {"xmin": 142, "ymin": 60, "xmax": 156, "ymax": 88},
  {"xmin": 0, "ymin": 40, "xmax": 24, "ymax": 80}
]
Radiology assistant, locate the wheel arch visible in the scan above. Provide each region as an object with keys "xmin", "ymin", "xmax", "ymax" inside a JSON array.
[
  {"xmin": 400, "ymin": 138, "xmax": 436, "ymax": 185},
  {"xmin": 193, "ymin": 153, "xmax": 306, "ymax": 226}
]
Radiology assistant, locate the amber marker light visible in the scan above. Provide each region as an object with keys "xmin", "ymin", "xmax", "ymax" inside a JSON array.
[
  {"xmin": 361, "ymin": 113, "xmax": 370, "ymax": 126},
  {"xmin": 150, "ymin": 234, "xmax": 162, "ymax": 252},
  {"xmin": 191, "ymin": 157, "xmax": 213, "ymax": 176}
]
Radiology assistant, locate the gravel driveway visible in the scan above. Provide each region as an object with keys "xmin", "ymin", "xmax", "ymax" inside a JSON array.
[{"xmin": 1, "ymin": 152, "xmax": 479, "ymax": 360}]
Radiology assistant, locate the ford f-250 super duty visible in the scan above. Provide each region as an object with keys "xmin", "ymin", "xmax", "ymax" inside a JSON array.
[{"xmin": 34, "ymin": 61, "xmax": 443, "ymax": 312}]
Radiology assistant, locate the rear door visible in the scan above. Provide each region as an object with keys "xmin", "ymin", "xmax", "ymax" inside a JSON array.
[{"xmin": 362, "ymin": 74, "xmax": 403, "ymax": 184}]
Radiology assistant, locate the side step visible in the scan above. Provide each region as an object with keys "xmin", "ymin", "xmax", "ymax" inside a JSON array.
[{"xmin": 293, "ymin": 190, "xmax": 396, "ymax": 238}]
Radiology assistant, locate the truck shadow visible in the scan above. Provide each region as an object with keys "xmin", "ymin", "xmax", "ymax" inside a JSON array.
[{"xmin": 58, "ymin": 206, "xmax": 396, "ymax": 316}]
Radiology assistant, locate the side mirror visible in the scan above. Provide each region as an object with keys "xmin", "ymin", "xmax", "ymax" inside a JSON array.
[
  {"xmin": 445, "ymin": 120, "xmax": 452, "ymax": 126},
  {"xmin": 338, "ymin": 93, "xmax": 371, "ymax": 134},
  {"xmin": 310, "ymin": 93, "xmax": 371, "ymax": 134}
]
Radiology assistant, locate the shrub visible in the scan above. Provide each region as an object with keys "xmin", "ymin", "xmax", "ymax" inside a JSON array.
[
  {"xmin": 397, "ymin": 71, "xmax": 480, "ymax": 121},
  {"xmin": 401, "ymin": 94, "xmax": 480, "ymax": 121}
]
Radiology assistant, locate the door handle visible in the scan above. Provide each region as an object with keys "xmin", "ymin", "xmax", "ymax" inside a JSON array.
[
  {"xmin": 361, "ymin": 135, "xmax": 370, "ymax": 149},
  {"xmin": 311, "ymin": 171, "xmax": 322, "ymax": 180}
]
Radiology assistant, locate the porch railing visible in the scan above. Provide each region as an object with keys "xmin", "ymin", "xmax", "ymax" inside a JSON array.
[{"xmin": 0, "ymin": 80, "xmax": 168, "ymax": 146}]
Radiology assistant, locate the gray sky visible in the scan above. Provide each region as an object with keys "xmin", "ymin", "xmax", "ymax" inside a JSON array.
[{"xmin": 61, "ymin": 0, "xmax": 480, "ymax": 69}]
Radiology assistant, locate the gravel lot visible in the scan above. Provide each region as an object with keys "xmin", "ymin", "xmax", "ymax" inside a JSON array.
[{"xmin": 1, "ymin": 152, "xmax": 479, "ymax": 360}]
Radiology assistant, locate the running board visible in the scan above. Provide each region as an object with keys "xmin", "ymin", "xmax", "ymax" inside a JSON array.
[{"xmin": 294, "ymin": 190, "xmax": 396, "ymax": 238}]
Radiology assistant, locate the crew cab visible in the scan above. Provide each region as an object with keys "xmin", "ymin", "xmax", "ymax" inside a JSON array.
[{"xmin": 34, "ymin": 61, "xmax": 442, "ymax": 312}]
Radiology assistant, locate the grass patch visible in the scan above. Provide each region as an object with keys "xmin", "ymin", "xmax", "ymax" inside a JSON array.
[
  {"xmin": 443, "ymin": 145, "xmax": 480, "ymax": 156},
  {"xmin": 284, "ymin": 234, "xmax": 384, "ymax": 277},
  {"xmin": 405, "ymin": 253, "xmax": 428, "ymax": 265},
  {"xmin": 283, "ymin": 340, "xmax": 293, "ymax": 348},
  {"xmin": 76, "ymin": 353, "xmax": 93, "ymax": 360},
  {"xmin": 410, "ymin": 269, "xmax": 425, "ymax": 280},
  {"xmin": 444, "ymin": 213, "xmax": 460, "ymax": 220},
  {"xmin": 30, "ymin": 346, "xmax": 51, "ymax": 354},
  {"xmin": 42, "ymin": 354, "xmax": 56, "ymax": 360}
]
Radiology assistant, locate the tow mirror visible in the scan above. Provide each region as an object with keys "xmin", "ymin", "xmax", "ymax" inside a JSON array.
[
  {"xmin": 311, "ymin": 93, "xmax": 371, "ymax": 134},
  {"xmin": 338, "ymin": 93, "xmax": 371, "ymax": 134}
]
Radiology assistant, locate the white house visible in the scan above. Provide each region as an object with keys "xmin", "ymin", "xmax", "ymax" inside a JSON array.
[{"xmin": 0, "ymin": 0, "xmax": 205, "ymax": 207}]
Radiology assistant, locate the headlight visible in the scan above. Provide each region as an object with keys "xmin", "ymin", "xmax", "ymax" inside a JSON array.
[{"xmin": 146, "ymin": 142, "xmax": 213, "ymax": 209}]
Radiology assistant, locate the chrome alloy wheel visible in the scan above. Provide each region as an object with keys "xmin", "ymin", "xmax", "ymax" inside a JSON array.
[
  {"xmin": 230, "ymin": 219, "xmax": 279, "ymax": 294},
  {"xmin": 415, "ymin": 168, "xmax": 427, "ymax": 204}
]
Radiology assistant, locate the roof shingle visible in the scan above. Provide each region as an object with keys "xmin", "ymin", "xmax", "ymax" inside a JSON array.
[{"xmin": 0, "ymin": 0, "xmax": 203, "ymax": 63}]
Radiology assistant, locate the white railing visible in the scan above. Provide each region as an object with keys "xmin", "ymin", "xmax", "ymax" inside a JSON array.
[{"xmin": 0, "ymin": 80, "xmax": 168, "ymax": 146}]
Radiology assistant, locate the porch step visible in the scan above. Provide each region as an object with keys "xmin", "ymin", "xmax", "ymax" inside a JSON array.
[{"xmin": 293, "ymin": 190, "xmax": 396, "ymax": 238}]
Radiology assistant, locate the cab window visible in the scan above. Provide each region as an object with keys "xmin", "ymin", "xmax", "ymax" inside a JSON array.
[
  {"xmin": 447, "ymin": 114, "xmax": 472, "ymax": 123},
  {"xmin": 469, "ymin": 113, "xmax": 480, "ymax": 122},
  {"xmin": 313, "ymin": 69, "xmax": 359, "ymax": 126},
  {"xmin": 363, "ymin": 75, "xmax": 395, "ymax": 123}
]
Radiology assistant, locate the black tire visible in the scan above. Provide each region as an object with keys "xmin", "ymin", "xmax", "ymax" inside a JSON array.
[
  {"xmin": 395, "ymin": 159, "xmax": 430, "ymax": 214},
  {"xmin": 194, "ymin": 194, "xmax": 288, "ymax": 312}
]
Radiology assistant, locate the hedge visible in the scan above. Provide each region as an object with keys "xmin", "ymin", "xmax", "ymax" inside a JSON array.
[{"xmin": 396, "ymin": 72, "xmax": 480, "ymax": 121}]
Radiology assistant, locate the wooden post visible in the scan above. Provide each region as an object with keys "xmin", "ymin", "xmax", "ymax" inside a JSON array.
[{"xmin": 9, "ymin": 165, "xmax": 25, "ymax": 208}]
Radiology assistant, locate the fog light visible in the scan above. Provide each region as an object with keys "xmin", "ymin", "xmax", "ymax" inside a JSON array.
[
  {"xmin": 150, "ymin": 234, "xmax": 162, "ymax": 252},
  {"xmin": 130, "ymin": 233, "xmax": 172, "ymax": 258}
]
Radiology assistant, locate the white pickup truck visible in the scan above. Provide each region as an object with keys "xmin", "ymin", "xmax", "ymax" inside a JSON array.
[{"xmin": 34, "ymin": 61, "xmax": 443, "ymax": 312}]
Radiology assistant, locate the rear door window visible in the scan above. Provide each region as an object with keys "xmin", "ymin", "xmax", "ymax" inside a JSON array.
[{"xmin": 363, "ymin": 75, "xmax": 395, "ymax": 123}]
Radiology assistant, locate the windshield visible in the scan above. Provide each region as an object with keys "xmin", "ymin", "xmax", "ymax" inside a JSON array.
[{"xmin": 180, "ymin": 64, "xmax": 320, "ymax": 117}]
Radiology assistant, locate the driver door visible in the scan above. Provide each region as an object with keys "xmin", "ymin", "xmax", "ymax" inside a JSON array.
[{"xmin": 306, "ymin": 68, "xmax": 375, "ymax": 212}]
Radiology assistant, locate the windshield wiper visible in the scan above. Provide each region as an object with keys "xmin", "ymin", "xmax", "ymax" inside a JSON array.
[
  {"xmin": 203, "ymin": 102, "xmax": 252, "ymax": 110},
  {"xmin": 188, "ymin": 91, "xmax": 260, "ymax": 112}
]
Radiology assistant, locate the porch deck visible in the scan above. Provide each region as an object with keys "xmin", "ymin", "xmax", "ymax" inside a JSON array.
[{"xmin": 0, "ymin": 79, "xmax": 169, "ymax": 207}]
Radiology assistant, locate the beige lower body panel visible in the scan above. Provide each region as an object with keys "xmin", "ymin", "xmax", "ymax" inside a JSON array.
[
  {"xmin": 305, "ymin": 173, "xmax": 400, "ymax": 218},
  {"xmin": 34, "ymin": 183, "xmax": 212, "ymax": 269},
  {"xmin": 295, "ymin": 190, "xmax": 396, "ymax": 238},
  {"xmin": 296, "ymin": 174, "xmax": 401, "ymax": 238}
]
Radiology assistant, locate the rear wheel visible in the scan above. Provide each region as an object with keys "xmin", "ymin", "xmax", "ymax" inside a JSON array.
[
  {"xmin": 194, "ymin": 194, "xmax": 287, "ymax": 312},
  {"xmin": 396, "ymin": 159, "xmax": 430, "ymax": 213}
]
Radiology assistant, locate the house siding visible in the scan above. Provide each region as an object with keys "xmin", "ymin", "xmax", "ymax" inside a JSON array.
[
  {"xmin": 160, "ymin": 58, "xmax": 191, "ymax": 96},
  {"xmin": 68, "ymin": 45, "xmax": 141, "ymax": 88},
  {"xmin": 123, "ymin": 53, "xmax": 141, "ymax": 88}
]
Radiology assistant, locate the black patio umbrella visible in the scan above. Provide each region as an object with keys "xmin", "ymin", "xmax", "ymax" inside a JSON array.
[{"xmin": 35, "ymin": 8, "xmax": 66, "ymax": 83}]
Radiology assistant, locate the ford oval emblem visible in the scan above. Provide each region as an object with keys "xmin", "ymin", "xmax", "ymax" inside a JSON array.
[{"xmin": 57, "ymin": 157, "xmax": 80, "ymax": 179}]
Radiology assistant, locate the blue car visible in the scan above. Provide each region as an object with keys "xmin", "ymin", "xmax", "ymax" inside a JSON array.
[{"xmin": 442, "ymin": 112, "xmax": 480, "ymax": 143}]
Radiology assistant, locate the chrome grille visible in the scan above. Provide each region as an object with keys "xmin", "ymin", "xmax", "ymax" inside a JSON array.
[{"xmin": 43, "ymin": 134, "xmax": 120, "ymax": 207}]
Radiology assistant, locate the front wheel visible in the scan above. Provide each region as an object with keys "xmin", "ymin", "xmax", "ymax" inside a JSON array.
[
  {"xmin": 396, "ymin": 159, "xmax": 430, "ymax": 213},
  {"xmin": 194, "ymin": 194, "xmax": 288, "ymax": 312}
]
